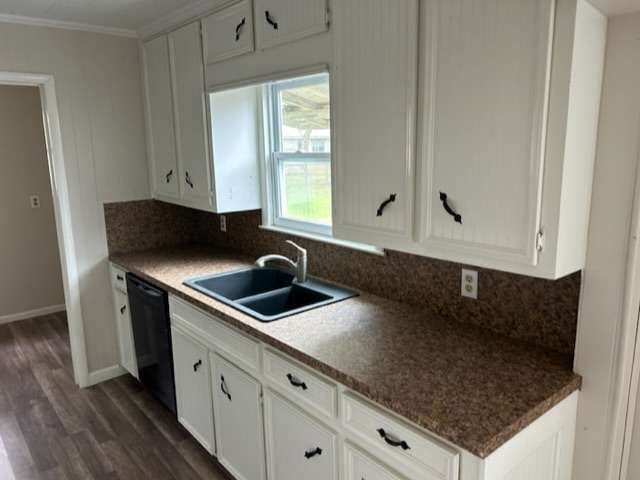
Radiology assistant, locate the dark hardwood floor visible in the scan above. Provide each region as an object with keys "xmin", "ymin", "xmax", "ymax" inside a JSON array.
[{"xmin": 0, "ymin": 312, "xmax": 231, "ymax": 480}]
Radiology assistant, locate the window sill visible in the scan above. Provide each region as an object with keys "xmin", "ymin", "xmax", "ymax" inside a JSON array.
[{"xmin": 259, "ymin": 224, "xmax": 386, "ymax": 257}]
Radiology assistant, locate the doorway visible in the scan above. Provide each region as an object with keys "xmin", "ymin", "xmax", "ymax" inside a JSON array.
[{"xmin": 0, "ymin": 72, "xmax": 88, "ymax": 388}]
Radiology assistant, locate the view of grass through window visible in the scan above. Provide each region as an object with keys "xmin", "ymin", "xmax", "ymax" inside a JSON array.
[
  {"xmin": 281, "ymin": 160, "xmax": 331, "ymax": 225},
  {"xmin": 272, "ymin": 73, "xmax": 331, "ymax": 229}
]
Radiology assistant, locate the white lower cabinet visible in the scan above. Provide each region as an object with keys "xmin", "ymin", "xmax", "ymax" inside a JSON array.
[
  {"xmin": 167, "ymin": 294, "xmax": 578, "ymax": 480},
  {"xmin": 264, "ymin": 389, "xmax": 338, "ymax": 480},
  {"xmin": 211, "ymin": 353, "xmax": 266, "ymax": 480},
  {"xmin": 345, "ymin": 443, "xmax": 407, "ymax": 480},
  {"xmin": 171, "ymin": 327, "xmax": 215, "ymax": 454},
  {"xmin": 111, "ymin": 268, "xmax": 137, "ymax": 379}
]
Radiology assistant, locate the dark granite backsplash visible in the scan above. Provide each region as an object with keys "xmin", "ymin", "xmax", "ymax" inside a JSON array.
[{"xmin": 104, "ymin": 199, "xmax": 581, "ymax": 357}]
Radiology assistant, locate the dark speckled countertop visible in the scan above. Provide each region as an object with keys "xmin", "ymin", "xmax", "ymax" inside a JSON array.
[{"xmin": 110, "ymin": 245, "xmax": 581, "ymax": 459}]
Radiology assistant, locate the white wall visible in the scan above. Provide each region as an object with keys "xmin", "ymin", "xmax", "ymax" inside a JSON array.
[
  {"xmin": 0, "ymin": 22, "xmax": 149, "ymax": 372},
  {"xmin": 628, "ymin": 383, "xmax": 640, "ymax": 478},
  {"xmin": 573, "ymin": 12, "xmax": 640, "ymax": 480},
  {"xmin": 0, "ymin": 85, "xmax": 64, "ymax": 318}
]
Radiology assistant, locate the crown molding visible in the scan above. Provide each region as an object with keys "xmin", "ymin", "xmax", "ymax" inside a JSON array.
[
  {"xmin": 0, "ymin": 13, "xmax": 137, "ymax": 37},
  {"xmin": 137, "ymin": 0, "xmax": 229, "ymax": 39}
]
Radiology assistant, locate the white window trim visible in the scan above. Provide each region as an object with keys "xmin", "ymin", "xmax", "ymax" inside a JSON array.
[
  {"xmin": 258, "ymin": 70, "xmax": 382, "ymax": 255},
  {"xmin": 264, "ymin": 72, "xmax": 333, "ymax": 236}
]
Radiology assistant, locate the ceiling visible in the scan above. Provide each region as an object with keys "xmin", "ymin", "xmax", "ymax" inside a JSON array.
[
  {"xmin": 0, "ymin": 0, "xmax": 638, "ymax": 37},
  {"xmin": 0, "ymin": 0, "xmax": 207, "ymax": 33}
]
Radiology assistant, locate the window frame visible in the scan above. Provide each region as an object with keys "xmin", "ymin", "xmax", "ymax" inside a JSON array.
[{"xmin": 265, "ymin": 72, "xmax": 332, "ymax": 237}]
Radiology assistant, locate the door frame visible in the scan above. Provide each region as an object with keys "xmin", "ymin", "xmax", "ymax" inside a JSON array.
[
  {"xmin": 0, "ymin": 71, "xmax": 89, "ymax": 387},
  {"xmin": 605, "ymin": 147, "xmax": 640, "ymax": 480}
]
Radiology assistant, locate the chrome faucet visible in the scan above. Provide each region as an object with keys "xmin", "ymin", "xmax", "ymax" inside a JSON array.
[{"xmin": 255, "ymin": 240, "xmax": 308, "ymax": 283}]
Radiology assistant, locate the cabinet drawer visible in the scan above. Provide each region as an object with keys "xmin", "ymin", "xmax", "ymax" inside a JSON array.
[
  {"xmin": 263, "ymin": 348, "xmax": 337, "ymax": 418},
  {"xmin": 345, "ymin": 443, "xmax": 408, "ymax": 480},
  {"xmin": 169, "ymin": 296, "xmax": 260, "ymax": 372},
  {"xmin": 111, "ymin": 265, "xmax": 127, "ymax": 293},
  {"xmin": 264, "ymin": 390, "xmax": 338, "ymax": 480},
  {"xmin": 342, "ymin": 393, "xmax": 459, "ymax": 480}
]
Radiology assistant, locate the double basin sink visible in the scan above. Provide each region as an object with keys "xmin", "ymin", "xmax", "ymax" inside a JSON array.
[{"xmin": 184, "ymin": 268, "xmax": 357, "ymax": 322}]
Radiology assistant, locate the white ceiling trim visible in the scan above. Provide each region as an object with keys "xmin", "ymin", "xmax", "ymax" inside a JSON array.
[
  {"xmin": 0, "ymin": 12, "xmax": 137, "ymax": 38},
  {"xmin": 137, "ymin": 0, "xmax": 227, "ymax": 39}
]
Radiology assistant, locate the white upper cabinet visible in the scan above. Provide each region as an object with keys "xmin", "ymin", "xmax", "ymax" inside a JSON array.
[
  {"xmin": 418, "ymin": 0, "xmax": 553, "ymax": 267},
  {"xmin": 332, "ymin": 0, "xmax": 418, "ymax": 250},
  {"xmin": 414, "ymin": 0, "xmax": 606, "ymax": 278},
  {"xmin": 169, "ymin": 22, "xmax": 213, "ymax": 208},
  {"xmin": 202, "ymin": 0, "xmax": 254, "ymax": 65},
  {"xmin": 143, "ymin": 20, "xmax": 262, "ymax": 214},
  {"xmin": 254, "ymin": 0, "xmax": 328, "ymax": 50},
  {"xmin": 142, "ymin": 35, "xmax": 179, "ymax": 200}
]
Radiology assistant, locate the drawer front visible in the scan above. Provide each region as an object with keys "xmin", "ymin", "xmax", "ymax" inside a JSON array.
[
  {"xmin": 111, "ymin": 265, "xmax": 127, "ymax": 293},
  {"xmin": 345, "ymin": 443, "xmax": 408, "ymax": 480},
  {"xmin": 264, "ymin": 389, "xmax": 338, "ymax": 480},
  {"xmin": 263, "ymin": 348, "xmax": 337, "ymax": 418},
  {"xmin": 342, "ymin": 393, "xmax": 459, "ymax": 480},
  {"xmin": 169, "ymin": 295, "xmax": 260, "ymax": 372}
]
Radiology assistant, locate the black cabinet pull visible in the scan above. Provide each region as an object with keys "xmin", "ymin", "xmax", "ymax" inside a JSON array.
[
  {"xmin": 165, "ymin": 169, "xmax": 173, "ymax": 183},
  {"xmin": 286, "ymin": 373, "xmax": 308, "ymax": 391},
  {"xmin": 376, "ymin": 193, "xmax": 397, "ymax": 217},
  {"xmin": 185, "ymin": 171, "xmax": 194, "ymax": 189},
  {"xmin": 193, "ymin": 360, "xmax": 202, "ymax": 372},
  {"xmin": 120, "ymin": 305, "xmax": 126, "ymax": 315},
  {"xmin": 439, "ymin": 192, "xmax": 462, "ymax": 224},
  {"xmin": 377, "ymin": 428, "xmax": 410, "ymax": 450},
  {"xmin": 265, "ymin": 10, "xmax": 278, "ymax": 30},
  {"xmin": 235, "ymin": 17, "xmax": 246, "ymax": 41},
  {"xmin": 304, "ymin": 447, "xmax": 322, "ymax": 459},
  {"xmin": 220, "ymin": 375, "xmax": 231, "ymax": 401},
  {"xmin": 116, "ymin": 275, "xmax": 124, "ymax": 281}
]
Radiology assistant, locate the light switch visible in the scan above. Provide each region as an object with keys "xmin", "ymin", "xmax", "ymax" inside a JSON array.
[{"xmin": 30, "ymin": 195, "xmax": 41, "ymax": 209}]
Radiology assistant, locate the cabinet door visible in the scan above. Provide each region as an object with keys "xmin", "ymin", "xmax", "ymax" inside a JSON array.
[
  {"xmin": 203, "ymin": 0, "xmax": 254, "ymax": 65},
  {"xmin": 211, "ymin": 353, "xmax": 266, "ymax": 480},
  {"xmin": 264, "ymin": 390, "xmax": 337, "ymax": 480},
  {"xmin": 417, "ymin": 0, "xmax": 554, "ymax": 266},
  {"xmin": 113, "ymin": 290, "xmax": 137, "ymax": 379},
  {"xmin": 171, "ymin": 328, "xmax": 215, "ymax": 454},
  {"xmin": 142, "ymin": 35, "xmax": 179, "ymax": 199},
  {"xmin": 169, "ymin": 22, "xmax": 213, "ymax": 207},
  {"xmin": 332, "ymin": 0, "xmax": 418, "ymax": 250},
  {"xmin": 345, "ymin": 444, "xmax": 407, "ymax": 480},
  {"xmin": 254, "ymin": 0, "xmax": 328, "ymax": 50}
]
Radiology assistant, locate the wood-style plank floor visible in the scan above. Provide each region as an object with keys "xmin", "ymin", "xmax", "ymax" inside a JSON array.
[{"xmin": 0, "ymin": 312, "xmax": 231, "ymax": 480}]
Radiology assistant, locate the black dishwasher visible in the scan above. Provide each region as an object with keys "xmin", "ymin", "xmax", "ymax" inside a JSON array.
[{"xmin": 126, "ymin": 274, "xmax": 176, "ymax": 414}]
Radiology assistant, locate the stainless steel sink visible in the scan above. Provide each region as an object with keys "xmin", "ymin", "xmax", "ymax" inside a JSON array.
[{"xmin": 184, "ymin": 268, "xmax": 357, "ymax": 322}]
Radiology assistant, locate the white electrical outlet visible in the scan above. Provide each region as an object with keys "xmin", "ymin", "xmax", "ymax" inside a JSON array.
[
  {"xmin": 220, "ymin": 215, "xmax": 227, "ymax": 232},
  {"xmin": 30, "ymin": 195, "xmax": 41, "ymax": 209},
  {"xmin": 461, "ymin": 269, "xmax": 478, "ymax": 299}
]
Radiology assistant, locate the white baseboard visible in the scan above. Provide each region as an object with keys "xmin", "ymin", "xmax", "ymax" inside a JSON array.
[
  {"xmin": 86, "ymin": 364, "xmax": 127, "ymax": 386},
  {"xmin": 0, "ymin": 304, "xmax": 66, "ymax": 325}
]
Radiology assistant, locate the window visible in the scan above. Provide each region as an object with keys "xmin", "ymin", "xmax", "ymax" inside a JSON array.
[{"xmin": 267, "ymin": 73, "xmax": 332, "ymax": 236}]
